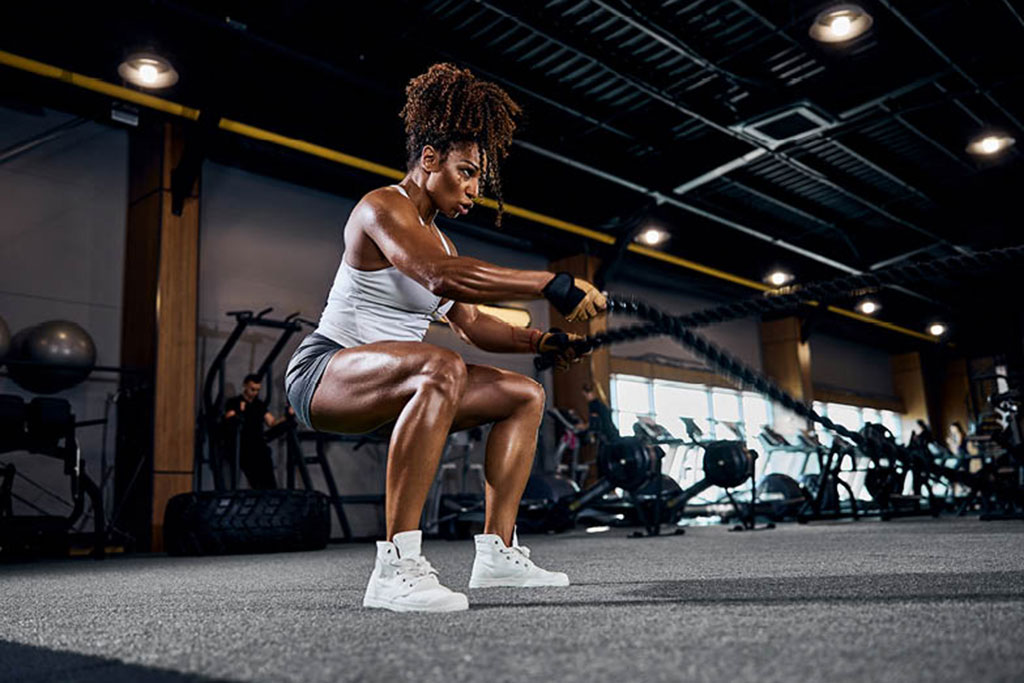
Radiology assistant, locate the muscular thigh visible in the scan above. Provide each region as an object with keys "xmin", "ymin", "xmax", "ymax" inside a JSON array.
[
  {"xmin": 309, "ymin": 341, "xmax": 463, "ymax": 434},
  {"xmin": 451, "ymin": 364, "xmax": 545, "ymax": 432}
]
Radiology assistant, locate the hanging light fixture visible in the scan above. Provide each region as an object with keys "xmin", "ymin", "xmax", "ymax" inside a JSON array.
[
  {"xmin": 118, "ymin": 52, "xmax": 179, "ymax": 89},
  {"xmin": 966, "ymin": 133, "xmax": 1015, "ymax": 156},
  {"xmin": 765, "ymin": 270, "xmax": 794, "ymax": 287},
  {"xmin": 809, "ymin": 4, "xmax": 874, "ymax": 43},
  {"xmin": 636, "ymin": 227, "xmax": 668, "ymax": 246},
  {"xmin": 928, "ymin": 322, "xmax": 948, "ymax": 337},
  {"xmin": 856, "ymin": 299, "xmax": 881, "ymax": 315}
]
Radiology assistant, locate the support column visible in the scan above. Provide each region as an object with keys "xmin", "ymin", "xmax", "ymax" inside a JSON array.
[
  {"xmin": 760, "ymin": 317, "xmax": 813, "ymax": 436},
  {"xmin": 548, "ymin": 255, "xmax": 608, "ymax": 481},
  {"xmin": 116, "ymin": 120, "xmax": 199, "ymax": 552},
  {"xmin": 890, "ymin": 352, "xmax": 929, "ymax": 437},
  {"xmin": 936, "ymin": 357, "xmax": 971, "ymax": 441}
]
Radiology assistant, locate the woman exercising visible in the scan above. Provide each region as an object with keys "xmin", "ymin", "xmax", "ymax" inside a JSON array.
[{"xmin": 285, "ymin": 63, "xmax": 606, "ymax": 613}]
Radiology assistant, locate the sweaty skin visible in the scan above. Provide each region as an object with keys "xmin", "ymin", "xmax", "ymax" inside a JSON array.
[{"xmin": 309, "ymin": 142, "xmax": 602, "ymax": 545}]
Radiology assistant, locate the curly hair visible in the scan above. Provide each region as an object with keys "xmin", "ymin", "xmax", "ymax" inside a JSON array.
[{"xmin": 400, "ymin": 63, "xmax": 521, "ymax": 226}]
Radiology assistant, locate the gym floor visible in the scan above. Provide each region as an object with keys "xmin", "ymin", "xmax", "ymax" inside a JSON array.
[
  {"xmin": 2, "ymin": 518, "xmax": 1024, "ymax": 683},
  {"xmin": 2, "ymin": 517, "xmax": 1022, "ymax": 683}
]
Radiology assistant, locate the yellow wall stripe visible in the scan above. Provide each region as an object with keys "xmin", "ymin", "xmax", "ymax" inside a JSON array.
[{"xmin": 0, "ymin": 48, "xmax": 937, "ymax": 343}]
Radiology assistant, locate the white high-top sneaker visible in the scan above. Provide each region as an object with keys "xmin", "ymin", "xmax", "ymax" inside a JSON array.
[
  {"xmin": 468, "ymin": 528, "xmax": 570, "ymax": 588},
  {"xmin": 362, "ymin": 530, "xmax": 469, "ymax": 612}
]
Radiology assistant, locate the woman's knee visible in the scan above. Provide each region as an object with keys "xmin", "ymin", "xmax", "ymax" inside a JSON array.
[
  {"xmin": 508, "ymin": 375, "xmax": 546, "ymax": 418},
  {"xmin": 418, "ymin": 349, "xmax": 468, "ymax": 398}
]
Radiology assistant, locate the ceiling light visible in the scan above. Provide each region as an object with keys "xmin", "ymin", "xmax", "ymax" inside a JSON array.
[
  {"xmin": 966, "ymin": 133, "xmax": 1015, "ymax": 156},
  {"xmin": 118, "ymin": 52, "xmax": 179, "ymax": 89},
  {"xmin": 766, "ymin": 270, "xmax": 794, "ymax": 287},
  {"xmin": 928, "ymin": 323, "xmax": 947, "ymax": 337},
  {"xmin": 809, "ymin": 4, "xmax": 874, "ymax": 43},
  {"xmin": 856, "ymin": 299, "xmax": 880, "ymax": 315},
  {"xmin": 637, "ymin": 228, "xmax": 668, "ymax": 246}
]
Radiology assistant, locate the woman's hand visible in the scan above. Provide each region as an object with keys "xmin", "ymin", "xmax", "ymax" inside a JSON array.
[
  {"xmin": 542, "ymin": 273, "xmax": 607, "ymax": 322},
  {"xmin": 535, "ymin": 329, "xmax": 592, "ymax": 370}
]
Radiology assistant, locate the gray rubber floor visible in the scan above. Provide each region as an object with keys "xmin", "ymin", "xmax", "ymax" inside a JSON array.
[{"xmin": 2, "ymin": 516, "xmax": 1023, "ymax": 683}]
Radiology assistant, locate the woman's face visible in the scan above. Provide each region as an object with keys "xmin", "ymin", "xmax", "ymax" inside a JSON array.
[{"xmin": 424, "ymin": 142, "xmax": 482, "ymax": 219}]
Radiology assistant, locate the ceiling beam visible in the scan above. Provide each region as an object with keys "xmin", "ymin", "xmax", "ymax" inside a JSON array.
[
  {"xmin": 471, "ymin": 0, "xmax": 963, "ymax": 266},
  {"xmin": 876, "ymin": 0, "xmax": 1024, "ymax": 133}
]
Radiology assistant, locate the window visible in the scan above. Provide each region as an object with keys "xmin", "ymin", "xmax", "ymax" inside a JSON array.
[
  {"xmin": 611, "ymin": 375, "xmax": 774, "ymax": 442},
  {"xmin": 610, "ymin": 375, "xmax": 906, "ymax": 501},
  {"xmin": 610, "ymin": 374, "xmax": 775, "ymax": 489},
  {"xmin": 610, "ymin": 376, "xmax": 653, "ymax": 437}
]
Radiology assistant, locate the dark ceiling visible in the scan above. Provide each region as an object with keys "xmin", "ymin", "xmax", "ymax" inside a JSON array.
[{"xmin": 2, "ymin": 0, "xmax": 1022, "ymax": 355}]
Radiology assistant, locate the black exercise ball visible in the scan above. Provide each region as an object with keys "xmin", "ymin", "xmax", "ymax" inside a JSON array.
[
  {"xmin": 7, "ymin": 321, "xmax": 97, "ymax": 394},
  {"xmin": 0, "ymin": 315, "xmax": 9, "ymax": 363}
]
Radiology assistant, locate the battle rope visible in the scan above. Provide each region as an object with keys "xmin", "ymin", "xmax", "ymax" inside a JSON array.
[{"xmin": 536, "ymin": 244, "xmax": 1024, "ymax": 371}]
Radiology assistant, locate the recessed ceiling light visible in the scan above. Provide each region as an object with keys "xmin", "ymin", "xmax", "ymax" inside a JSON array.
[
  {"xmin": 809, "ymin": 4, "xmax": 874, "ymax": 43},
  {"xmin": 856, "ymin": 299, "xmax": 880, "ymax": 315},
  {"xmin": 118, "ymin": 52, "xmax": 179, "ymax": 89},
  {"xmin": 637, "ymin": 228, "xmax": 668, "ymax": 246},
  {"xmin": 766, "ymin": 270, "xmax": 794, "ymax": 287},
  {"xmin": 966, "ymin": 133, "xmax": 1015, "ymax": 156},
  {"xmin": 928, "ymin": 322, "xmax": 947, "ymax": 337}
]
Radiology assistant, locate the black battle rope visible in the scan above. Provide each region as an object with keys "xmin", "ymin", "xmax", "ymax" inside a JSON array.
[
  {"xmin": 552, "ymin": 296, "xmax": 1023, "ymax": 506},
  {"xmin": 537, "ymin": 244, "xmax": 1024, "ymax": 371}
]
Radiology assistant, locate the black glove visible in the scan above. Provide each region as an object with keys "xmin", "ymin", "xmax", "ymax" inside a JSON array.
[{"xmin": 542, "ymin": 273, "xmax": 607, "ymax": 322}]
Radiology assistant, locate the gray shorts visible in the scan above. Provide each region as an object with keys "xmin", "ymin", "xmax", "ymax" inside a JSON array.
[{"xmin": 285, "ymin": 332, "xmax": 344, "ymax": 430}]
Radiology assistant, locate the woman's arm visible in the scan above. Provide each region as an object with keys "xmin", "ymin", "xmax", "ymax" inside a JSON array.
[
  {"xmin": 356, "ymin": 193, "xmax": 604, "ymax": 319},
  {"xmin": 358, "ymin": 194, "xmax": 551, "ymax": 301},
  {"xmin": 446, "ymin": 303, "xmax": 588, "ymax": 370},
  {"xmin": 446, "ymin": 303, "xmax": 540, "ymax": 353}
]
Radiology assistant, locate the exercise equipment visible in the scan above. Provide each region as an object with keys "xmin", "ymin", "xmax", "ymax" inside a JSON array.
[
  {"xmin": 197, "ymin": 307, "xmax": 308, "ymax": 491},
  {"xmin": 281, "ymin": 428, "xmax": 389, "ymax": 542},
  {"xmin": 956, "ymin": 379, "xmax": 1024, "ymax": 520},
  {"xmin": 546, "ymin": 432, "xmax": 753, "ymax": 536},
  {"xmin": 5, "ymin": 320, "xmax": 96, "ymax": 394},
  {"xmin": 422, "ymin": 428, "xmax": 486, "ymax": 539},
  {"xmin": 169, "ymin": 307, "xmax": 340, "ymax": 555},
  {"xmin": 796, "ymin": 433, "xmax": 862, "ymax": 522},
  {"xmin": 163, "ymin": 489, "xmax": 330, "ymax": 556},
  {"xmin": 546, "ymin": 407, "xmax": 591, "ymax": 486},
  {"xmin": 756, "ymin": 473, "xmax": 806, "ymax": 519},
  {"xmin": 517, "ymin": 470, "xmax": 580, "ymax": 533},
  {"xmin": 536, "ymin": 294, "xmax": 1024, "ymax": 515},
  {"xmin": 0, "ymin": 395, "xmax": 104, "ymax": 558}
]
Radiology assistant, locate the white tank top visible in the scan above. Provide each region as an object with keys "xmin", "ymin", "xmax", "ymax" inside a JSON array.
[{"xmin": 315, "ymin": 185, "xmax": 456, "ymax": 347}]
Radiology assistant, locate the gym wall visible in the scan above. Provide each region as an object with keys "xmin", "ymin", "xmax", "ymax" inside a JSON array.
[
  {"xmin": 606, "ymin": 278, "xmax": 764, "ymax": 372},
  {"xmin": 810, "ymin": 334, "xmax": 895, "ymax": 399},
  {"xmin": 0, "ymin": 107, "xmax": 127, "ymax": 522}
]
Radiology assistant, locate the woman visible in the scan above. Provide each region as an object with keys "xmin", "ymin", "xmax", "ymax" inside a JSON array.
[{"xmin": 285, "ymin": 63, "xmax": 606, "ymax": 613}]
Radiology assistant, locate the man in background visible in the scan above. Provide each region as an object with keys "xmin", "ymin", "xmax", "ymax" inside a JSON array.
[{"xmin": 223, "ymin": 373, "xmax": 293, "ymax": 489}]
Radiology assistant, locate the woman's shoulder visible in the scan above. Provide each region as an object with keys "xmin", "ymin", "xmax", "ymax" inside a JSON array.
[{"xmin": 352, "ymin": 186, "xmax": 415, "ymax": 224}]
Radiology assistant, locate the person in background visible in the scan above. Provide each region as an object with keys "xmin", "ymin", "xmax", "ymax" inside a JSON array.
[{"xmin": 224, "ymin": 373, "xmax": 293, "ymax": 490}]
